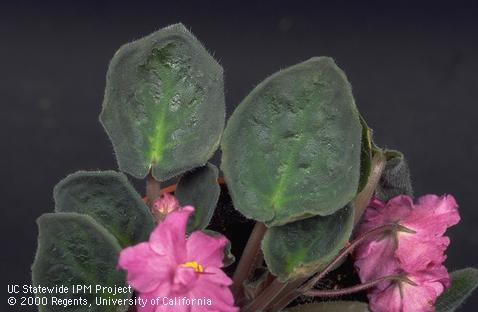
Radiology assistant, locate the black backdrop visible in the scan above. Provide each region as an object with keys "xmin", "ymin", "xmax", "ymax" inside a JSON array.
[{"xmin": 2, "ymin": 1, "xmax": 477, "ymax": 311}]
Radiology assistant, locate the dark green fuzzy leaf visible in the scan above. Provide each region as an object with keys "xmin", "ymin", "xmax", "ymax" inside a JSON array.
[
  {"xmin": 100, "ymin": 23, "xmax": 225, "ymax": 181},
  {"xmin": 221, "ymin": 57, "xmax": 362, "ymax": 226},
  {"xmin": 262, "ymin": 205, "xmax": 354, "ymax": 281},
  {"xmin": 357, "ymin": 115, "xmax": 373, "ymax": 193},
  {"xmin": 436, "ymin": 267, "xmax": 478, "ymax": 312},
  {"xmin": 375, "ymin": 150, "xmax": 413, "ymax": 201},
  {"xmin": 203, "ymin": 229, "xmax": 235, "ymax": 267},
  {"xmin": 32, "ymin": 213, "xmax": 130, "ymax": 312},
  {"xmin": 175, "ymin": 163, "xmax": 220, "ymax": 232},
  {"xmin": 286, "ymin": 301, "xmax": 369, "ymax": 312},
  {"xmin": 54, "ymin": 171, "xmax": 154, "ymax": 247}
]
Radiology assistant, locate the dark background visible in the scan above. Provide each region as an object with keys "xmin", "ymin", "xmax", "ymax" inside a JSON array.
[{"xmin": 2, "ymin": 1, "xmax": 477, "ymax": 311}]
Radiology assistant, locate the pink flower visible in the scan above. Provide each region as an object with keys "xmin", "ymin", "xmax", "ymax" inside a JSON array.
[
  {"xmin": 151, "ymin": 193, "xmax": 180, "ymax": 221},
  {"xmin": 354, "ymin": 194, "xmax": 460, "ymax": 312},
  {"xmin": 369, "ymin": 265, "xmax": 450, "ymax": 312},
  {"xmin": 118, "ymin": 206, "xmax": 238, "ymax": 312}
]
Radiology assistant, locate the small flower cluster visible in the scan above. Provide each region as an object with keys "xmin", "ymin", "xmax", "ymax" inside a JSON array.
[{"xmin": 354, "ymin": 195, "xmax": 460, "ymax": 312}]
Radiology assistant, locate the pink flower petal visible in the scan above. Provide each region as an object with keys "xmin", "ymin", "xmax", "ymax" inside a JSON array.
[
  {"xmin": 355, "ymin": 196, "xmax": 413, "ymax": 239},
  {"xmin": 150, "ymin": 206, "xmax": 194, "ymax": 264},
  {"xmin": 152, "ymin": 297, "xmax": 190, "ymax": 312},
  {"xmin": 172, "ymin": 266, "xmax": 199, "ymax": 293},
  {"xmin": 368, "ymin": 282, "xmax": 402, "ymax": 312},
  {"xmin": 368, "ymin": 268, "xmax": 448, "ymax": 312},
  {"xmin": 409, "ymin": 264, "xmax": 450, "ymax": 296},
  {"xmin": 355, "ymin": 235, "xmax": 401, "ymax": 283},
  {"xmin": 202, "ymin": 267, "xmax": 234, "ymax": 286},
  {"xmin": 402, "ymin": 194, "xmax": 460, "ymax": 239},
  {"xmin": 400, "ymin": 281, "xmax": 436, "ymax": 312},
  {"xmin": 152, "ymin": 193, "xmax": 181, "ymax": 217},
  {"xmin": 396, "ymin": 233, "xmax": 449, "ymax": 272},
  {"xmin": 186, "ymin": 231, "xmax": 228, "ymax": 268},
  {"xmin": 383, "ymin": 195, "xmax": 415, "ymax": 219},
  {"xmin": 191, "ymin": 279, "xmax": 238, "ymax": 312},
  {"xmin": 118, "ymin": 242, "xmax": 171, "ymax": 293},
  {"xmin": 136, "ymin": 293, "xmax": 158, "ymax": 312}
]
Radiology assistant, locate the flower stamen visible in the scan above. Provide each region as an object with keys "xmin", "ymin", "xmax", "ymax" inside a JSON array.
[{"xmin": 181, "ymin": 261, "xmax": 204, "ymax": 273}]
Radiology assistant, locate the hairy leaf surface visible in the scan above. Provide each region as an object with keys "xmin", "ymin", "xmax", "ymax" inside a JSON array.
[
  {"xmin": 32, "ymin": 213, "xmax": 129, "ymax": 312},
  {"xmin": 54, "ymin": 171, "xmax": 153, "ymax": 247},
  {"xmin": 222, "ymin": 57, "xmax": 361, "ymax": 226},
  {"xmin": 436, "ymin": 268, "xmax": 478, "ymax": 312},
  {"xmin": 101, "ymin": 23, "xmax": 225, "ymax": 181},
  {"xmin": 175, "ymin": 163, "xmax": 220, "ymax": 232},
  {"xmin": 262, "ymin": 205, "xmax": 354, "ymax": 281}
]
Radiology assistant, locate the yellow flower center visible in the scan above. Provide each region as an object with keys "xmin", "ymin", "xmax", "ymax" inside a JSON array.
[{"xmin": 181, "ymin": 261, "xmax": 204, "ymax": 273}]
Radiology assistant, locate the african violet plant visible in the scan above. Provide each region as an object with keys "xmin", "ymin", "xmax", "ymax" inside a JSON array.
[{"xmin": 31, "ymin": 23, "xmax": 478, "ymax": 312}]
